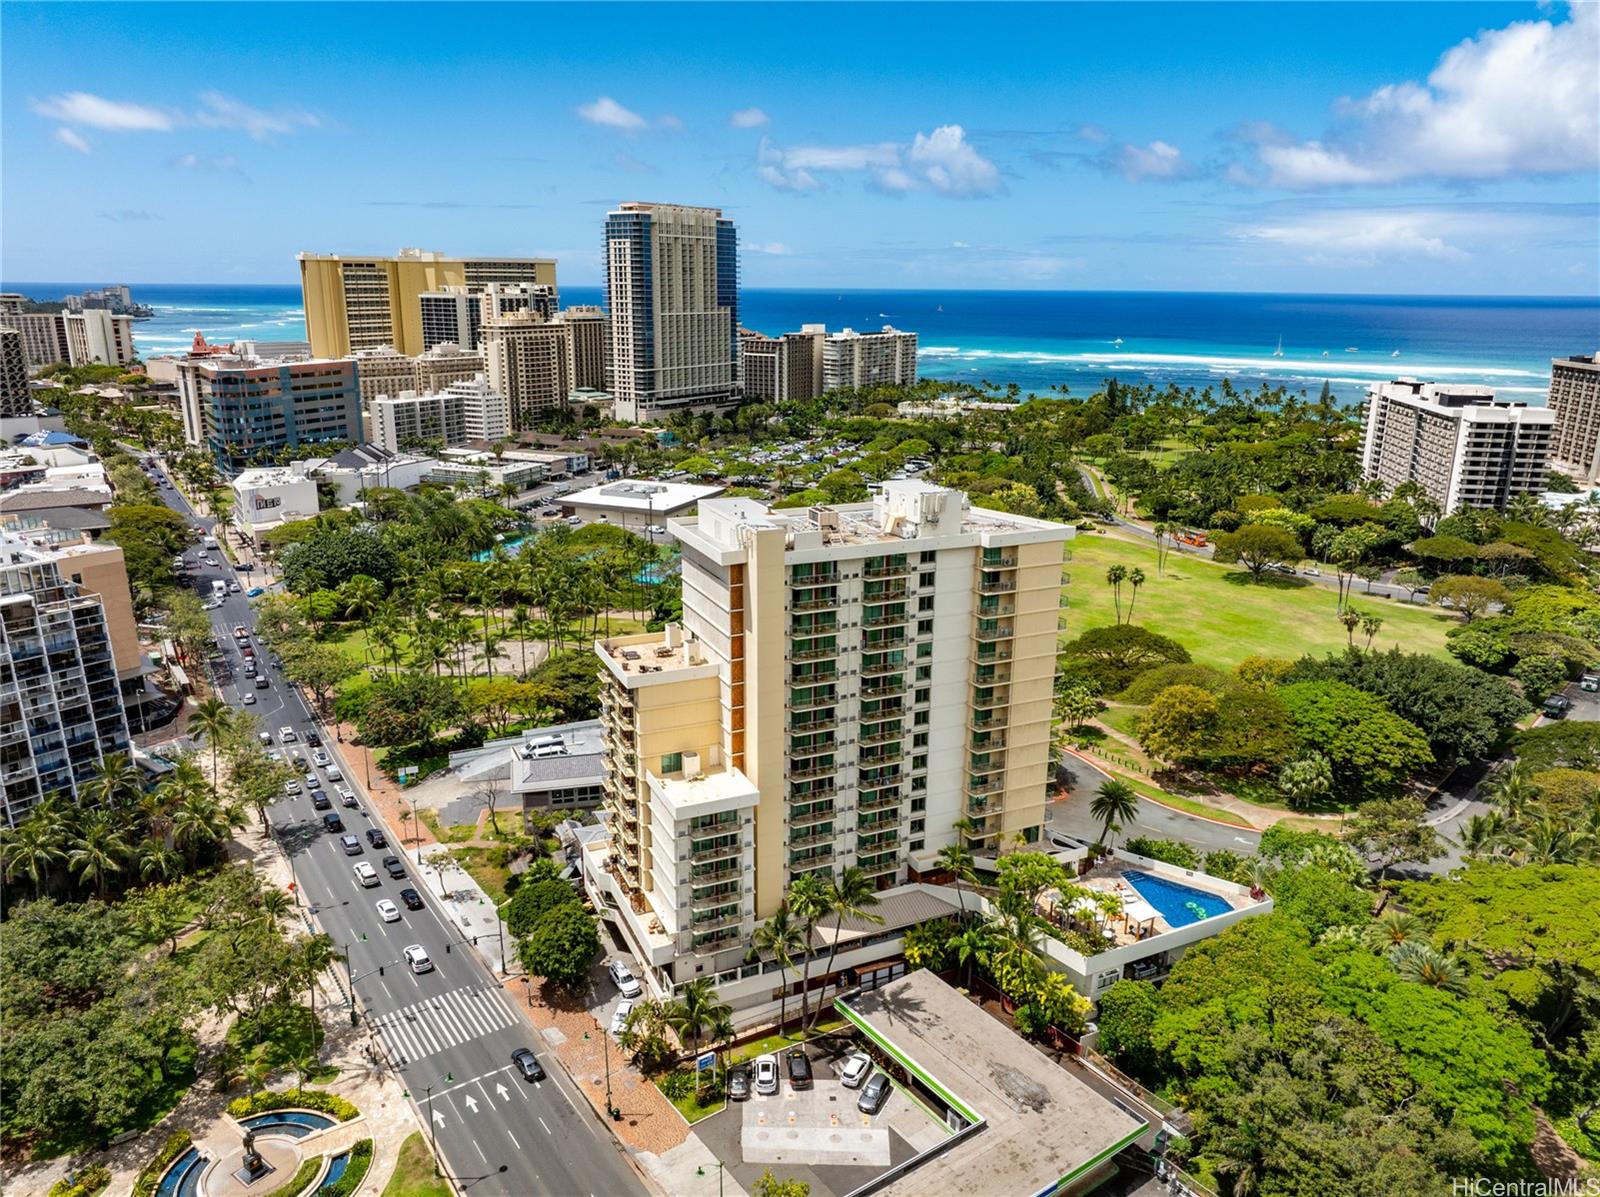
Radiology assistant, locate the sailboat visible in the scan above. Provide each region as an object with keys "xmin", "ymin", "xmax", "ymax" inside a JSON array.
[
  {"xmin": 1113, "ymin": 337, "xmax": 1124, "ymax": 347},
  {"xmin": 1391, "ymin": 349, "xmax": 1401, "ymax": 358},
  {"xmin": 1321, "ymin": 350, "xmax": 1330, "ymax": 358},
  {"xmin": 1272, "ymin": 336, "xmax": 1284, "ymax": 358},
  {"xmin": 936, "ymin": 305, "xmax": 943, "ymax": 313}
]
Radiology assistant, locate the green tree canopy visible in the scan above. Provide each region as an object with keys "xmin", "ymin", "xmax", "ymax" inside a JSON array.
[
  {"xmin": 1276, "ymin": 680, "xmax": 1433, "ymax": 800},
  {"xmin": 518, "ymin": 902, "xmax": 599, "ymax": 987}
]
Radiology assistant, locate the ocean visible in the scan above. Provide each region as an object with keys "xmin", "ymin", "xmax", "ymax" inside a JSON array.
[{"xmin": 8, "ymin": 282, "xmax": 1596, "ymax": 406}]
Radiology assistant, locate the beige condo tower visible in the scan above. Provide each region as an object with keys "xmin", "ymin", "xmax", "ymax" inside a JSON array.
[{"xmin": 588, "ymin": 481, "xmax": 1071, "ymax": 998}]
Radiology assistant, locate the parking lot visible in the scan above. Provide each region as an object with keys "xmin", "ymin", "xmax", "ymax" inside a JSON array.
[{"xmin": 694, "ymin": 1040, "xmax": 948, "ymax": 1197}]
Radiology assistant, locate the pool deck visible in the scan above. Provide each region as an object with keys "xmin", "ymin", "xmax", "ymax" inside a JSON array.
[{"xmin": 1040, "ymin": 860, "xmax": 1239, "ymax": 948}]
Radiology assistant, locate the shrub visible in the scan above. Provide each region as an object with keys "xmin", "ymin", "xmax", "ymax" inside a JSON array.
[
  {"xmin": 132, "ymin": 1129, "xmax": 193, "ymax": 1197},
  {"xmin": 1201, "ymin": 850, "xmax": 1251, "ymax": 885},
  {"xmin": 316, "ymin": 1139, "xmax": 373, "ymax": 1197},
  {"xmin": 1117, "ymin": 663, "xmax": 1230, "ymax": 704},
  {"xmin": 657, "ymin": 1070, "xmax": 698, "ymax": 1101},
  {"xmin": 505, "ymin": 877, "xmax": 580, "ymax": 939},
  {"xmin": 49, "ymin": 1165, "xmax": 111, "ymax": 1197},
  {"xmin": 225, "ymin": 1088, "xmax": 359, "ymax": 1122},
  {"xmin": 1124, "ymin": 837, "xmax": 1200, "ymax": 869}
]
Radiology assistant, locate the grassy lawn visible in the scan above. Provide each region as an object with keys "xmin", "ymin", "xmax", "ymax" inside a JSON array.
[
  {"xmin": 1063, "ymin": 532, "xmax": 1456, "ymax": 669},
  {"xmin": 657, "ymin": 1072, "xmax": 726, "ymax": 1124},
  {"xmin": 381, "ymin": 1133, "xmax": 453, "ymax": 1197},
  {"xmin": 446, "ymin": 844, "xmax": 513, "ymax": 900},
  {"xmin": 227, "ymin": 1003, "xmax": 331, "ymax": 1077},
  {"xmin": 1097, "ymin": 704, "xmax": 1143, "ymax": 740},
  {"xmin": 727, "ymin": 1017, "xmax": 847, "ymax": 1068}
]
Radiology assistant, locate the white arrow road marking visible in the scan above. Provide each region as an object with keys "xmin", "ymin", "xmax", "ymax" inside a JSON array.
[
  {"xmin": 495, "ymin": 1083, "xmax": 511, "ymax": 1101},
  {"xmin": 432, "ymin": 1109, "xmax": 446, "ymax": 1126},
  {"xmin": 1234, "ymin": 836, "xmax": 1250, "ymax": 844},
  {"xmin": 463, "ymin": 1094, "xmax": 479, "ymax": 1113}
]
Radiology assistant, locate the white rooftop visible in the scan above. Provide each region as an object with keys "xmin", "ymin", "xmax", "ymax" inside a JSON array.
[{"xmin": 564, "ymin": 479, "xmax": 724, "ymax": 513}]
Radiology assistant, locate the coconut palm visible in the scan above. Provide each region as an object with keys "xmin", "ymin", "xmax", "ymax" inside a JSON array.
[
  {"xmin": 137, "ymin": 837, "xmax": 183, "ymax": 883},
  {"xmin": 297, "ymin": 935, "xmax": 338, "ymax": 1014},
  {"xmin": 810, "ymin": 867, "xmax": 883, "ymax": 1030},
  {"xmin": 1510, "ymin": 815, "xmax": 1588, "ymax": 865},
  {"xmin": 666, "ymin": 978, "xmax": 730, "ymax": 1055},
  {"xmin": 784, "ymin": 874, "xmax": 832, "ymax": 1032},
  {"xmin": 710, "ymin": 1009, "xmax": 737, "ymax": 1080},
  {"xmin": 67, "ymin": 811, "xmax": 131, "ymax": 898},
  {"xmin": 1089, "ymin": 779, "xmax": 1138, "ymax": 849},
  {"xmin": 748, "ymin": 904, "xmax": 805, "ymax": 1032},
  {"xmin": 945, "ymin": 922, "xmax": 989, "ymax": 990},
  {"xmin": 190, "ymin": 697, "xmax": 235, "ymax": 800},
  {"xmin": 1, "ymin": 815, "xmax": 66, "ymax": 898},
  {"xmin": 935, "ymin": 843, "xmax": 976, "ymax": 920},
  {"xmin": 1388, "ymin": 941, "xmax": 1469, "ymax": 995},
  {"xmin": 1105, "ymin": 564, "xmax": 1128, "ymax": 624},
  {"xmin": 1483, "ymin": 762, "xmax": 1537, "ymax": 822},
  {"xmin": 1124, "ymin": 568, "xmax": 1146, "ymax": 625},
  {"xmin": 1454, "ymin": 811, "xmax": 1507, "ymax": 861},
  {"xmin": 79, "ymin": 752, "xmax": 145, "ymax": 811}
]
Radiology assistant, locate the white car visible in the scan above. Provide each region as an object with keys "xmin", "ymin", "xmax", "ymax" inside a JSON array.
[
  {"xmin": 241, "ymin": 693, "xmax": 257, "ymax": 705},
  {"xmin": 353, "ymin": 862, "xmax": 379, "ymax": 887},
  {"xmin": 325, "ymin": 764, "xmax": 343, "ymax": 783},
  {"xmin": 754, "ymin": 1054, "xmax": 779, "ymax": 1096},
  {"xmin": 839, "ymin": 1052, "xmax": 872, "ymax": 1089},
  {"xmin": 608, "ymin": 959, "xmax": 642, "ymax": 998},
  {"xmin": 279, "ymin": 727, "xmax": 297, "ymax": 744},
  {"xmin": 312, "ymin": 750, "xmax": 331, "ymax": 768},
  {"xmin": 284, "ymin": 780, "xmax": 302, "ymax": 796},
  {"xmin": 403, "ymin": 944, "xmax": 433, "ymax": 974},
  {"xmin": 375, "ymin": 899, "xmax": 400, "ymax": 923},
  {"xmin": 610, "ymin": 999, "xmax": 635, "ymax": 1036}
]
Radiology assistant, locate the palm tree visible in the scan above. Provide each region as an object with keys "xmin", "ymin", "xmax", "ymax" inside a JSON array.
[
  {"xmin": 1455, "ymin": 811, "xmax": 1507, "ymax": 861},
  {"xmin": 1089, "ymin": 780, "xmax": 1138, "ymax": 849},
  {"xmin": 67, "ymin": 811, "xmax": 131, "ymax": 899},
  {"xmin": 1389, "ymin": 941, "xmax": 1469, "ymax": 995},
  {"xmin": 137, "ymin": 837, "xmax": 182, "ymax": 883},
  {"xmin": 1, "ymin": 816, "xmax": 66, "ymax": 898},
  {"xmin": 710, "ymin": 1010, "xmax": 737, "ymax": 1081},
  {"xmin": 1124, "ymin": 568, "xmax": 1146, "ymax": 624},
  {"xmin": 810, "ymin": 868, "xmax": 883, "ymax": 1030},
  {"xmin": 80, "ymin": 752, "xmax": 145, "ymax": 811},
  {"xmin": 748, "ymin": 905, "xmax": 805, "ymax": 1032},
  {"xmin": 1511, "ymin": 815, "xmax": 1588, "ymax": 865},
  {"xmin": 190, "ymin": 697, "xmax": 235, "ymax": 800},
  {"xmin": 945, "ymin": 922, "xmax": 988, "ymax": 990},
  {"xmin": 784, "ymin": 874, "xmax": 831, "ymax": 1033},
  {"xmin": 1362, "ymin": 910, "xmax": 1424, "ymax": 951},
  {"xmin": 935, "ymin": 843, "xmax": 976, "ymax": 921},
  {"xmin": 666, "ymin": 978, "xmax": 730, "ymax": 1055},
  {"xmin": 340, "ymin": 574, "xmax": 384, "ymax": 632},
  {"xmin": 1483, "ymin": 762, "xmax": 1537, "ymax": 822},
  {"xmin": 297, "ymin": 935, "xmax": 337, "ymax": 1015},
  {"xmin": 1105, "ymin": 564, "xmax": 1127, "ymax": 624}
]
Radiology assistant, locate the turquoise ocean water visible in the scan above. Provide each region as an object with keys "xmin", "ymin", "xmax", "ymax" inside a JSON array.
[{"xmin": 7, "ymin": 282, "xmax": 1595, "ymax": 407}]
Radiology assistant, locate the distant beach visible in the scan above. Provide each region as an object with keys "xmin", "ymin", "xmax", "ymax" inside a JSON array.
[{"xmin": 7, "ymin": 282, "xmax": 1595, "ymax": 406}]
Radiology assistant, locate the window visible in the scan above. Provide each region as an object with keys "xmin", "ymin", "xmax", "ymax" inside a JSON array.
[
  {"xmin": 914, "ymin": 710, "xmax": 929, "ymax": 727},
  {"xmin": 917, "ymin": 619, "xmax": 933, "ymax": 635},
  {"xmin": 660, "ymin": 752, "xmax": 683, "ymax": 774},
  {"xmin": 911, "ymin": 818, "xmax": 925, "ymax": 834},
  {"xmin": 913, "ymin": 732, "xmax": 929, "ymax": 748},
  {"xmin": 920, "ymin": 571, "xmax": 935, "ymax": 587},
  {"xmin": 911, "ymin": 797, "xmax": 926, "ymax": 812},
  {"xmin": 913, "ymin": 754, "xmax": 927, "ymax": 770},
  {"xmin": 918, "ymin": 595, "xmax": 934, "ymax": 612},
  {"xmin": 917, "ymin": 642, "xmax": 932, "ymax": 659},
  {"xmin": 912, "ymin": 776, "xmax": 927, "ymax": 792},
  {"xmin": 910, "ymin": 839, "xmax": 925, "ymax": 852},
  {"xmin": 915, "ymin": 688, "xmax": 930, "ymax": 704},
  {"xmin": 916, "ymin": 665, "xmax": 931, "ymax": 682}
]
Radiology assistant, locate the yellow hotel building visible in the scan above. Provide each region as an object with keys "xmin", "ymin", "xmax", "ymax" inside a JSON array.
[
  {"xmin": 297, "ymin": 248, "xmax": 557, "ymax": 358},
  {"xmin": 583, "ymin": 481, "xmax": 1072, "ymax": 1004}
]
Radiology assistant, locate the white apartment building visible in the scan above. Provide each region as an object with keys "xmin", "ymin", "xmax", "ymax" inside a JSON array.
[
  {"xmin": 427, "ymin": 449, "xmax": 545, "ymax": 496},
  {"xmin": 587, "ymin": 481, "xmax": 1071, "ymax": 996},
  {"xmin": 229, "ymin": 466, "xmax": 320, "ymax": 537},
  {"xmin": 351, "ymin": 343, "xmax": 486, "ymax": 409},
  {"xmin": 605, "ymin": 202, "xmax": 740, "ymax": 423},
  {"xmin": 478, "ymin": 282, "xmax": 559, "ymax": 325},
  {"xmin": 370, "ymin": 375, "xmax": 510, "ymax": 454},
  {"xmin": 1549, "ymin": 352, "xmax": 1600, "ymax": 485},
  {"xmin": 483, "ymin": 311, "xmax": 573, "ymax": 428},
  {"xmin": 1361, "ymin": 379, "xmax": 1554, "ymax": 512},
  {"xmin": 418, "ymin": 287, "xmax": 481, "ymax": 352},
  {"xmin": 823, "ymin": 326, "xmax": 918, "ymax": 392},
  {"xmin": 64, "ymin": 309, "xmax": 137, "ymax": 367}
]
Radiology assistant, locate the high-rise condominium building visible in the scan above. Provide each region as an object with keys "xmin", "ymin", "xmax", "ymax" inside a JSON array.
[
  {"xmin": 823, "ymin": 326, "xmax": 918, "ymax": 392},
  {"xmin": 479, "ymin": 282, "xmax": 559, "ymax": 326},
  {"xmin": 64, "ymin": 310, "xmax": 137, "ymax": 367},
  {"xmin": 1, "ymin": 533, "xmax": 132, "ymax": 827},
  {"xmin": 1, "ymin": 329, "xmax": 29, "ymax": 417},
  {"xmin": 738, "ymin": 324, "xmax": 828, "ymax": 404},
  {"xmin": 558, "ymin": 306, "xmax": 609, "ymax": 391},
  {"xmin": 604, "ymin": 202, "xmax": 739, "ymax": 423},
  {"xmin": 1361, "ymin": 380, "xmax": 1554, "ymax": 513},
  {"xmin": 350, "ymin": 343, "xmax": 486, "ymax": 410},
  {"xmin": 591, "ymin": 482, "xmax": 1071, "ymax": 986},
  {"xmin": 178, "ymin": 354, "xmax": 363, "ymax": 471},
  {"xmin": 5, "ymin": 310, "xmax": 72, "ymax": 369},
  {"xmin": 298, "ymin": 248, "xmax": 558, "ymax": 358},
  {"xmin": 370, "ymin": 375, "xmax": 511, "ymax": 453},
  {"xmin": 483, "ymin": 311, "xmax": 573, "ymax": 429},
  {"xmin": 419, "ymin": 287, "xmax": 482, "ymax": 353},
  {"xmin": 1548, "ymin": 352, "xmax": 1600, "ymax": 485}
]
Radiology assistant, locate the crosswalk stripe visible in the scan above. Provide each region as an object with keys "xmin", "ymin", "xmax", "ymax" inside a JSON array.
[
  {"xmin": 458, "ymin": 988, "xmax": 504, "ymax": 1035},
  {"xmin": 369, "ymin": 985, "xmax": 523, "ymax": 1062},
  {"xmin": 433, "ymin": 994, "xmax": 472, "ymax": 1043}
]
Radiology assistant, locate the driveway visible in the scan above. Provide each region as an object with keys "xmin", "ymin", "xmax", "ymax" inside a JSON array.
[{"xmin": 1049, "ymin": 755, "xmax": 1261, "ymax": 857}]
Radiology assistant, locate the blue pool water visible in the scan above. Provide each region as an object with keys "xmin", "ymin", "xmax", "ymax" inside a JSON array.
[
  {"xmin": 154, "ymin": 1147, "xmax": 203, "ymax": 1197},
  {"xmin": 240, "ymin": 1110, "xmax": 336, "ymax": 1137},
  {"xmin": 318, "ymin": 1150, "xmax": 351, "ymax": 1191},
  {"xmin": 1121, "ymin": 869, "xmax": 1232, "ymax": 928}
]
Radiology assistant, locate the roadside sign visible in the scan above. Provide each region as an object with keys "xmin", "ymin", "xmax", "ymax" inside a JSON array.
[{"xmin": 696, "ymin": 1051, "xmax": 716, "ymax": 1078}]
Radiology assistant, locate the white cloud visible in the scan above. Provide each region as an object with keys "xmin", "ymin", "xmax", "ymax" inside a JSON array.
[
  {"xmin": 55, "ymin": 127, "xmax": 91, "ymax": 154},
  {"xmin": 1106, "ymin": 140, "xmax": 1190, "ymax": 182},
  {"xmin": 657, "ymin": 113, "xmax": 683, "ymax": 131},
  {"xmin": 746, "ymin": 241, "xmax": 793, "ymax": 256},
  {"xmin": 30, "ymin": 92, "xmax": 172, "ymax": 131},
  {"xmin": 1238, "ymin": 209, "xmax": 1471, "ymax": 264},
  {"xmin": 730, "ymin": 107, "xmax": 770, "ymax": 129},
  {"xmin": 1251, "ymin": 5, "xmax": 1598, "ymax": 187},
  {"xmin": 193, "ymin": 91, "xmax": 320, "ymax": 141},
  {"xmin": 169, "ymin": 152, "xmax": 244, "ymax": 176},
  {"xmin": 758, "ymin": 125, "xmax": 1001, "ymax": 197},
  {"xmin": 576, "ymin": 96, "xmax": 648, "ymax": 130}
]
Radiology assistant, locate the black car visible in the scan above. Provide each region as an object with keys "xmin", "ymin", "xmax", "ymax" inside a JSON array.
[
  {"xmin": 511, "ymin": 1048, "xmax": 545, "ymax": 1082},
  {"xmin": 727, "ymin": 1066, "xmax": 751, "ymax": 1102},
  {"xmin": 857, "ymin": 1072, "xmax": 891, "ymax": 1115},
  {"xmin": 322, "ymin": 812, "xmax": 344, "ymax": 833},
  {"xmin": 366, "ymin": 828, "xmax": 388, "ymax": 849},
  {"xmin": 1542, "ymin": 694, "xmax": 1573, "ymax": 719},
  {"xmin": 383, "ymin": 855, "xmax": 406, "ymax": 879},
  {"xmin": 306, "ymin": 731, "xmax": 322, "ymax": 747},
  {"xmin": 399, "ymin": 887, "xmax": 424, "ymax": 910},
  {"xmin": 786, "ymin": 1048, "xmax": 813, "ymax": 1090},
  {"xmin": 311, "ymin": 791, "xmax": 332, "ymax": 810}
]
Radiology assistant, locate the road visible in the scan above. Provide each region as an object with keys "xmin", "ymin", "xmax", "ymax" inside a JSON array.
[
  {"xmin": 1048, "ymin": 753, "xmax": 1261, "ymax": 857},
  {"xmin": 152, "ymin": 468, "xmax": 645, "ymax": 1197}
]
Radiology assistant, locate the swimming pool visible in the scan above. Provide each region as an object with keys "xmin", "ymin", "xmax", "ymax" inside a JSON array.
[
  {"xmin": 1121, "ymin": 869, "xmax": 1233, "ymax": 928},
  {"xmin": 240, "ymin": 1110, "xmax": 337, "ymax": 1138}
]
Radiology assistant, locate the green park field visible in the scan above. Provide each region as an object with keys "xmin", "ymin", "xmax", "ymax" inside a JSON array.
[{"xmin": 1062, "ymin": 531, "xmax": 1456, "ymax": 669}]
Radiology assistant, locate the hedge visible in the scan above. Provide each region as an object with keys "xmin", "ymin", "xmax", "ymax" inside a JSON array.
[
  {"xmin": 48, "ymin": 1165, "xmax": 110, "ymax": 1197},
  {"xmin": 226, "ymin": 1088, "xmax": 359, "ymax": 1122},
  {"xmin": 132, "ymin": 1129, "xmax": 193, "ymax": 1197},
  {"xmin": 317, "ymin": 1139, "xmax": 373, "ymax": 1197}
]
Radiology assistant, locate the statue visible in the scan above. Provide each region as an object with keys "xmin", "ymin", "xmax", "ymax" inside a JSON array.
[{"xmin": 241, "ymin": 1127, "xmax": 265, "ymax": 1177}]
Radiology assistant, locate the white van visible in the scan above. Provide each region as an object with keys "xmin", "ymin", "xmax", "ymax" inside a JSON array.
[
  {"xmin": 202, "ymin": 536, "xmax": 218, "ymax": 550},
  {"xmin": 212, "ymin": 580, "xmax": 228, "ymax": 600}
]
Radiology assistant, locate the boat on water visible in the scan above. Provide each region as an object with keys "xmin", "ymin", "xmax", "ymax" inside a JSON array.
[
  {"xmin": 1272, "ymin": 336, "xmax": 1284, "ymax": 358},
  {"xmin": 1322, "ymin": 350, "xmax": 1330, "ymax": 358},
  {"xmin": 936, "ymin": 305, "xmax": 943, "ymax": 312},
  {"xmin": 1344, "ymin": 347, "xmax": 1359, "ymax": 353},
  {"xmin": 1391, "ymin": 349, "xmax": 1401, "ymax": 357},
  {"xmin": 1113, "ymin": 337, "xmax": 1124, "ymax": 346}
]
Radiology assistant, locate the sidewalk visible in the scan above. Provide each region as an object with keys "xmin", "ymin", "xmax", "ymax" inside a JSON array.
[{"xmin": 409, "ymin": 843, "xmax": 515, "ymax": 980}]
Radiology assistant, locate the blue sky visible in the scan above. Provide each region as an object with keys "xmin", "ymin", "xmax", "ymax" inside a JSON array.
[{"xmin": 3, "ymin": 2, "xmax": 1596, "ymax": 294}]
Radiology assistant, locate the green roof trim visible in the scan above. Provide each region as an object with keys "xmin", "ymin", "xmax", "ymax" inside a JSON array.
[{"xmin": 835, "ymin": 994, "xmax": 983, "ymax": 1126}]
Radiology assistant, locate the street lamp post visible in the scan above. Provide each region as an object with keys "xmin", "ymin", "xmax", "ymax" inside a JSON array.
[{"xmin": 410, "ymin": 1072, "xmax": 454, "ymax": 1177}]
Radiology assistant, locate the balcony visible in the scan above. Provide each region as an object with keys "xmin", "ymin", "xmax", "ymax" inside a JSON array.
[
  {"xmin": 690, "ymin": 837, "xmax": 742, "ymax": 863},
  {"xmin": 857, "ymin": 828, "xmax": 899, "ymax": 850},
  {"xmin": 970, "ymin": 710, "xmax": 1009, "ymax": 731},
  {"xmin": 859, "ymin": 851, "xmax": 899, "ymax": 874},
  {"xmin": 789, "ymin": 804, "xmax": 836, "ymax": 828},
  {"xmin": 789, "ymin": 639, "xmax": 839, "ymax": 662},
  {"xmin": 789, "ymin": 826, "xmax": 834, "ymax": 849},
  {"xmin": 859, "ymin": 790, "xmax": 901, "ymax": 812},
  {"xmin": 692, "ymin": 925, "xmax": 742, "ymax": 950},
  {"xmin": 691, "ymin": 886, "xmax": 740, "ymax": 909},
  {"xmin": 789, "ymin": 782, "xmax": 837, "ymax": 802},
  {"xmin": 789, "ymin": 666, "xmax": 838, "ymax": 687},
  {"xmin": 860, "ymin": 656, "xmax": 907, "ymax": 677},
  {"xmin": 971, "ymin": 733, "xmax": 1008, "ymax": 751},
  {"xmin": 690, "ymin": 910, "xmax": 744, "ymax": 934},
  {"xmin": 862, "ymin": 608, "xmax": 908, "ymax": 630},
  {"xmin": 974, "ymin": 624, "xmax": 1015, "ymax": 643},
  {"xmin": 862, "ymin": 581, "xmax": 909, "ymax": 602},
  {"xmin": 789, "ymin": 845, "xmax": 834, "ymax": 868},
  {"xmin": 789, "ymin": 688, "xmax": 838, "ymax": 712},
  {"xmin": 861, "ymin": 676, "xmax": 906, "ymax": 700},
  {"xmin": 864, "ymin": 558, "xmax": 911, "ymax": 579},
  {"xmin": 977, "ymin": 602, "xmax": 1017, "ymax": 619},
  {"xmin": 978, "ymin": 575, "xmax": 1018, "ymax": 596},
  {"xmin": 859, "ymin": 723, "xmax": 903, "ymax": 746},
  {"xmin": 971, "ymin": 686, "xmax": 1011, "ymax": 709},
  {"xmin": 970, "ymin": 752, "xmax": 1007, "ymax": 774},
  {"xmin": 791, "ymin": 591, "xmax": 839, "ymax": 613},
  {"xmin": 789, "ymin": 712, "xmax": 838, "ymax": 734},
  {"xmin": 972, "ymin": 664, "xmax": 1012, "ymax": 685},
  {"xmin": 690, "ymin": 861, "xmax": 742, "ymax": 884},
  {"xmin": 789, "ymin": 759, "xmax": 837, "ymax": 781},
  {"xmin": 860, "ymin": 745, "xmax": 904, "ymax": 767},
  {"xmin": 975, "ymin": 643, "xmax": 1013, "ymax": 662},
  {"xmin": 968, "ymin": 776, "xmax": 1004, "ymax": 799},
  {"xmin": 857, "ymin": 810, "xmax": 899, "ymax": 831},
  {"xmin": 981, "ymin": 553, "xmax": 1018, "ymax": 570}
]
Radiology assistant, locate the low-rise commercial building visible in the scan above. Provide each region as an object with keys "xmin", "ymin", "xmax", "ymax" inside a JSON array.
[
  {"xmin": 446, "ymin": 721, "xmax": 608, "ymax": 826},
  {"xmin": 306, "ymin": 444, "xmax": 436, "ymax": 506},
  {"xmin": 1361, "ymin": 379, "xmax": 1554, "ymax": 512},
  {"xmin": 1548, "ymin": 351, "xmax": 1600, "ymax": 486},
  {"xmin": 427, "ymin": 449, "xmax": 545, "ymax": 496},
  {"xmin": 561, "ymin": 478, "xmax": 723, "ymax": 531},
  {"xmin": 229, "ymin": 466, "xmax": 321, "ymax": 537}
]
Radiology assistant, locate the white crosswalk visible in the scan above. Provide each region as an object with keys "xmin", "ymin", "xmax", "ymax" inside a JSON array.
[{"xmin": 371, "ymin": 985, "xmax": 519, "ymax": 1063}]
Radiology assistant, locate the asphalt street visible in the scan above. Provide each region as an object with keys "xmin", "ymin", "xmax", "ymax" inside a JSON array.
[{"xmin": 152, "ymin": 468, "xmax": 646, "ymax": 1197}]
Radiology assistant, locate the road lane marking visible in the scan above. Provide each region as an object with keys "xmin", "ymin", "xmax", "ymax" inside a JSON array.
[
  {"xmin": 539, "ymin": 1116, "xmax": 551, "ymax": 1135},
  {"xmin": 507, "ymin": 1131, "xmax": 520, "ymax": 1150},
  {"xmin": 472, "ymin": 1141, "xmax": 486, "ymax": 1163},
  {"xmin": 371, "ymin": 985, "xmax": 517, "ymax": 1063}
]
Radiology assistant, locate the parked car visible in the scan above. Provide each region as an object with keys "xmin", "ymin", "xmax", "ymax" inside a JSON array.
[
  {"xmin": 608, "ymin": 959, "xmax": 643, "ymax": 998},
  {"xmin": 258, "ymin": 732, "xmax": 273, "ymax": 746},
  {"xmin": 366, "ymin": 829, "xmax": 387, "ymax": 849},
  {"xmin": 353, "ymin": 862, "xmax": 379, "ymax": 887},
  {"xmin": 312, "ymin": 750, "xmax": 332, "ymax": 768},
  {"xmin": 754, "ymin": 1055, "xmax": 779, "ymax": 1096},
  {"xmin": 305, "ymin": 732, "xmax": 322, "ymax": 747},
  {"xmin": 383, "ymin": 855, "xmax": 406, "ymax": 879},
  {"xmin": 511, "ymin": 1047, "xmax": 546, "ymax": 1082},
  {"xmin": 1581, "ymin": 672, "xmax": 1599, "ymax": 693},
  {"xmin": 857, "ymin": 1072, "xmax": 891, "ymax": 1114},
  {"xmin": 375, "ymin": 899, "xmax": 400, "ymax": 922},
  {"xmin": 839, "ymin": 1052, "xmax": 872, "ymax": 1088},
  {"xmin": 1543, "ymin": 694, "xmax": 1573, "ymax": 718},
  {"xmin": 404, "ymin": 944, "xmax": 433, "ymax": 974},
  {"xmin": 399, "ymin": 887, "xmax": 424, "ymax": 910},
  {"xmin": 786, "ymin": 1048, "xmax": 813, "ymax": 1090},
  {"xmin": 610, "ymin": 999, "xmax": 635, "ymax": 1036},
  {"xmin": 246, "ymin": 587, "xmax": 264, "ymax": 598},
  {"xmin": 284, "ymin": 779, "xmax": 302, "ymax": 796},
  {"xmin": 340, "ymin": 833, "xmax": 363, "ymax": 855}
]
